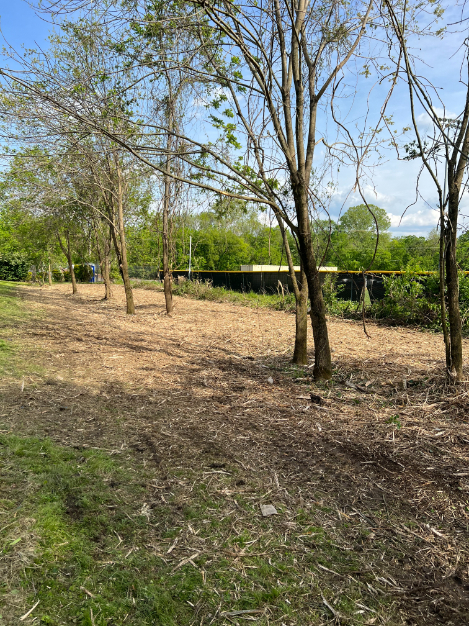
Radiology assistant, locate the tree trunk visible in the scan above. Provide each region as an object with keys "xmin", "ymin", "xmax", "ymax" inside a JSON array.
[
  {"xmin": 277, "ymin": 217, "xmax": 308, "ymax": 364},
  {"xmin": 66, "ymin": 234, "xmax": 78, "ymax": 295},
  {"xmin": 68, "ymin": 259, "xmax": 77, "ymax": 294},
  {"xmin": 295, "ymin": 194, "xmax": 332, "ymax": 380},
  {"xmin": 293, "ymin": 268, "xmax": 309, "ymax": 365},
  {"xmin": 103, "ymin": 231, "xmax": 113, "ymax": 300},
  {"xmin": 438, "ymin": 205, "xmax": 451, "ymax": 371},
  {"xmin": 446, "ymin": 192, "xmax": 463, "ymax": 381},
  {"xmin": 56, "ymin": 230, "xmax": 77, "ymax": 295},
  {"xmin": 94, "ymin": 224, "xmax": 112, "ymax": 300},
  {"xmin": 162, "ymin": 143, "xmax": 174, "ymax": 315},
  {"xmin": 48, "ymin": 256, "xmax": 52, "ymax": 287},
  {"xmin": 114, "ymin": 156, "xmax": 135, "ymax": 315}
]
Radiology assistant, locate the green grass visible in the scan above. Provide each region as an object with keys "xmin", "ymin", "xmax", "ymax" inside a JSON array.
[
  {"xmin": 0, "ymin": 435, "xmax": 195, "ymax": 625},
  {"xmin": 0, "ymin": 281, "xmax": 40, "ymax": 377},
  {"xmin": 0, "ymin": 433, "xmax": 395, "ymax": 625},
  {"xmin": 132, "ymin": 278, "xmax": 299, "ymax": 312}
]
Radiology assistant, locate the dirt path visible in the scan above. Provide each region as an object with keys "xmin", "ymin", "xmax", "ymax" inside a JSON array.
[{"xmin": 2, "ymin": 283, "xmax": 469, "ymax": 624}]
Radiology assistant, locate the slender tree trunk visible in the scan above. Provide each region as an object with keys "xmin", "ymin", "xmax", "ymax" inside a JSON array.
[
  {"xmin": 294, "ymin": 195, "xmax": 332, "ymax": 380},
  {"xmin": 68, "ymin": 257, "xmax": 77, "ymax": 294},
  {"xmin": 439, "ymin": 207, "xmax": 451, "ymax": 371},
  {"xmin": 48, "ymin": 256, "xmax": 52, "ymax": 287},
  {"xmin": 56, "ymin": 230, "xmax": 77, "ymax": 295},
  {"xmin": 293, "ymin": 267, "xmax": 309, "ymax": 365},
  {"xmin": 114, "ymin": 157, "xmax": 135, "ymax": 315},
  {"xmin": 278, "ymin": 217, "xmax": 308, "ymax": 364},
  {"xmin": 94, "ymin": 224, "xmax": 113, "ymax": 300},
  {"xmin": 66, "ymin": 234, "xmax": 78, "ymax": 295},
  {"xmin": 162, "ymin": 141, "xmax": 174, "ymax": 315},
  {"xmin": 110, "ymin": 219, "xmax": 122, "ymax": 272},
  {"xmin": 103, "ymin": 231, "xmax": 113, "ymax": 300},
  {"xmin": 446, "ymin": 191, "xmax": 463, "ymax": 381}
]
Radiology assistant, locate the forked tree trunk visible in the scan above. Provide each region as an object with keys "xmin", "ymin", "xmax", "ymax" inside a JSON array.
[
  {"xmin": 388, "ymin": 10, "xmax": 467, "ymax": 383},
  {"xmin": 114, "ymin": 156, "xmax": 135, "ymax": 315}
]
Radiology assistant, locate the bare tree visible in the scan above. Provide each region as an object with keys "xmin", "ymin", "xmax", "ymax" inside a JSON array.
[{"xmin": 386, "ymin": 2, "xmax": 469, "ymax": 381}]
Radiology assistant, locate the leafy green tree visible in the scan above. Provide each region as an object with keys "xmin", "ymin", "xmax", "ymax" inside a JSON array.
[{"xmin": 331, "ymin": 204, "xmax": 391, "ymax": 270}]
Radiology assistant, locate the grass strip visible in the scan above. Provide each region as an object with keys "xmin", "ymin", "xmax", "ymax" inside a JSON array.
[
  {"xmin": 0, "ymin": 281, "xmax": 42, "ymax": 378},
  {"xmin": 0, "ymin": 433, "xmax": 394, "ymax": 625}
]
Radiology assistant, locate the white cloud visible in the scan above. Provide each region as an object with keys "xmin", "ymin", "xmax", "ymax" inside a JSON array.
[
  {"xmin": 416, "ymin": 106, "xmax": 458, "ymax": 128},
  {"xmin": 387, "ymin": 209, "xmax": 439, "ymax": 230},
  {"xmin": 362, "ymin": 185, "xmax": 393, "ymax": 205}
]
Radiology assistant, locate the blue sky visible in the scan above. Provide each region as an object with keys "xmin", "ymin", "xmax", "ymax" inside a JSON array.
[
  {"xmin": 0, "ymin": 2, "xmax": 52, "ymax": 52},
  {"xmin": 1, "ymin": 1, "xmax": 467, "ymax": 238}
]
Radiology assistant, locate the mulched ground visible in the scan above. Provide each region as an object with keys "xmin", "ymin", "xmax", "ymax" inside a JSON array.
[{"xmin": 2, "ymin": 283, "xmax": 469, "ymax": 625}]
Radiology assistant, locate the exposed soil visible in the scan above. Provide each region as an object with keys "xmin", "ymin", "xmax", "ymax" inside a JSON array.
[{"xmin": 2, "ymin": 283, "xmax": 469, "ymax": 625}]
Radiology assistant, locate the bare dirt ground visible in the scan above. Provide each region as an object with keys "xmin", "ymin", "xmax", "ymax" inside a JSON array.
[{"xmin": 2, "ymin": 283, "xmax": 469, "ymax": 624}]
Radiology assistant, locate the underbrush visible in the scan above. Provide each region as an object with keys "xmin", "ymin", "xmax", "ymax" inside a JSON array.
[
  {"xmin": 370, "ymin": 272, "xmax": 469, "ymax": 334},
  {"xmin": 131, "ymin": 273, "xmax": 469, "ymax": 335},
  {"xmin": 132, "ymin": 277, "xmax": 299, "ymax": 312}
]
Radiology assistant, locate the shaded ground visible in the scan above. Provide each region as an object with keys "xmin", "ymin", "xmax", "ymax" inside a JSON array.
[{"xmin": 1, "ymin": 283, "xmax": 469, "ymax": 625}]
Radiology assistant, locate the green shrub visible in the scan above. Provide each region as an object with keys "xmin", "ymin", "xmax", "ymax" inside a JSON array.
[
  {"xmin": 74, "ymin": 264, "xmax": 93, "ymax": 283},
  {"xmin": 0, "ymin": 254, "xmax": 29, "ymax": 281},
  {"xmin": 371, "ymin": 272, "xmax": 440, "ymax": 327},
  {"xmin": 368, "ymin": 271, "xmax": 469, "ymax": 334},
  {"xmin": 109, "ymin": 264, "xmax": 121, "ymax": 282},
  {"xmin": 321, "ymin": 273, "xmax": 351, "ymax": 316},
  {"xmin": 52, "ymin": 269, "xmax": 64, "ymax": 282}
]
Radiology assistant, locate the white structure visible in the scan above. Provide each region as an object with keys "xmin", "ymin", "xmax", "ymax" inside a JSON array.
[{"xmin": 240, "ymin": 265, "xmax": 337, "ymax": 272}]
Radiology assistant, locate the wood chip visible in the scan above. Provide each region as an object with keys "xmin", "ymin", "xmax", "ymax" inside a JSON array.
[
  {"xmin": 19, "ymin": 600, "xmax": 40, "ymax": 621},
  {"xmin": 260, "ymin": 504, "xmax": 277, "ymax": 516},
  {"xmin": 80, "ymin": 586, "xmax": 96, "ymax": 598}
]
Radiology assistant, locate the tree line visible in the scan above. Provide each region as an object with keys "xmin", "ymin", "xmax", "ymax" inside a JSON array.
[{"xmin": 0, "ymin": 192, "xmax": 447, "ymax": 277}]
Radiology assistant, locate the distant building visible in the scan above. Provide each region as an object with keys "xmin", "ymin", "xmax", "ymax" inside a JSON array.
[{"xmin": 240, "ymin": 264, "xmax": 338, "ymax": 272}]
